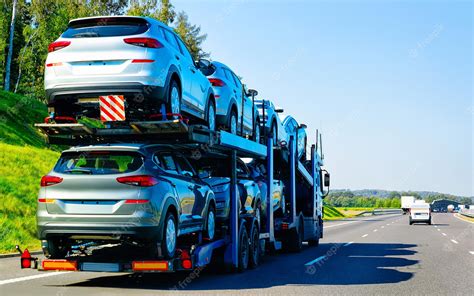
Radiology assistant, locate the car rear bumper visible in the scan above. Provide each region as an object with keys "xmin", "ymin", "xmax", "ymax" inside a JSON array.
[
  {"xmin": 46, "ymin": 83, "xmax": 166, "ymax": 105},
  {"xmin": 38, "ymin": 222, "xmax": 161, "ymax": 241}
]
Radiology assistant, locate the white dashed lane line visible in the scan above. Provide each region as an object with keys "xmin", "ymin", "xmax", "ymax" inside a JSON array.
[
  {"xmin": 442, "ymin": 233, "xmax": 447, "ymax": 236},
  {"xmin": 362, "ymin": 234, "xmax": 368, "ymax": 238},
  {"xmin": 469, "ymin": 251, "xmax": 474, "ymax": 255},
  {"xmin": 0, "ymin": 272, "xmax": 70, "ymax": 286},
  {"xmin": 305, "ymin": 255, "xmax": 327, "ymax": 266},
  {"xmin": 451, "ymin": 239, "xmax": 459, "ymax": 244},
  {"xmin": 373, "ymin": 229, "xmax": 378, "ymax": 232}
]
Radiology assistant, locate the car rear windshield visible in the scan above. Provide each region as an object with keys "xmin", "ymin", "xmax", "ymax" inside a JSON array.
[
  {"xmin": 54, "ymin": 151, "xmax": 144, "ymax": 175},
  {"xmin": 62, "ymin": 17, "xmax": 149, "ymax": 38}
]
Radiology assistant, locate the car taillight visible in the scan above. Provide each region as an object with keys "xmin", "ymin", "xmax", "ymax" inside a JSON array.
[
  {"xmin": 116, "ymin": 175, "xmax": 159, "ymax": 187},
  {"xmin": 124, "ymin": 38, "xmax": 163, "ymax": 48},
  {"xmin": 208, "ymin": 78, "xmax": 225, "ymax": 87},
  {"xmin": 125, "ymin": 199, "xmax": 150, "ymax": 204},
  {"xmin": 48, "ymin": 41, "xmax": 71, "ymax": 52},
  {"xmin": 40, "ymin": 175, "xmax": 63, "ymax": 187}
]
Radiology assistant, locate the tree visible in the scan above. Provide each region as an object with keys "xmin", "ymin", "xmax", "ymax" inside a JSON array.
[
  {"xmin": 127, "ymin": 0, "xmax": 175, "ymax": 24},
  {"xmin": 3, "ymin": 0, "xmax": 17, "ymax": 91},
  {"xmin": 174, "ymin": 11, "xmax": 208, "ymax": 60}
]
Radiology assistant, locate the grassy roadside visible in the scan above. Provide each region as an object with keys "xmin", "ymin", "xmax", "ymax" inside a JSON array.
[{"xmin": 0, "ymin": 143, "xmax": 59, "ymax": 253}]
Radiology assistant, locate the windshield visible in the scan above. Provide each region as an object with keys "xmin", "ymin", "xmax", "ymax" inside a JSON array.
[{"xmin": 54, "ymin": 151, "xmax": 144, "ymax": 175}]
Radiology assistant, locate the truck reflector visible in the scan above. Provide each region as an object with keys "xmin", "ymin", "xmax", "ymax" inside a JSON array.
[
  {"xmin": 132, "ymin": 261, "xmax": 169, "ymax": 271},
  {"xmin": 42, "ymin": 260, "xmax": 77, "ymax": 271},
  {"xmin": 99, "ymin": 95, "xmax": 125, "ymax": 122}
]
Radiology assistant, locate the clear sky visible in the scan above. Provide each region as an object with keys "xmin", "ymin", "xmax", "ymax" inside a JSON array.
[{"xmin": 173, "ymin": 0, "xmax": 473, "ymax": 196}]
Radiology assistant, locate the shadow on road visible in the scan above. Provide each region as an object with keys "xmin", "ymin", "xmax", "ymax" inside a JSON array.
[{"xmin": 55, "ymin": 243, "xmax": 418, "ymax": 291}]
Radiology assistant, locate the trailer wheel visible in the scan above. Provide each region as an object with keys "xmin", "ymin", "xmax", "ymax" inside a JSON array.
[
  {"xmin": 287, "ymin": 218, "xmax": 304, "ymax": 252},
  {"xmin": 237, "ymin": 224, "xmax": 249, "ymax": 272},
  {"xmin": 249, "ymin": 221, "xmax": 260, "ymax": 268},
  {"xmin": 44, "ymin": 239, "xmax": 69, "ymax": 259}
]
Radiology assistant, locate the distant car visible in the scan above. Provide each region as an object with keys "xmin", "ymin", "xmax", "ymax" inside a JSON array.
[
  {"xmin": 200, "ymin": 61, "xmax": 260, "ymax": 140},
  {"xmin": 37, "ymin": 144, "xmax": 216, "ymax": 259},
  {"xmin": 45, "ymin": 16, "xmax": 216, "ymax": 129},
  {"xmin": 409, "ymin": 204, "xmax": 432, "ymax": 225}
]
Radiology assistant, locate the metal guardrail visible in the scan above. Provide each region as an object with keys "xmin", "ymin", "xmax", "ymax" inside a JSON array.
[
  {"xmin": 459, "ymin": 209, "xmax": 474, "ymax": 218},
  {"xmin": 372, "ymin": 209, "xmax": 403, "ymax": 215}
]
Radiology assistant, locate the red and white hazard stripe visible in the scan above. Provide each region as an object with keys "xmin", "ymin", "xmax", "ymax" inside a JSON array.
[{"xmin": 99, "ymin": 95, "xmax": 125, "ymax": 122}]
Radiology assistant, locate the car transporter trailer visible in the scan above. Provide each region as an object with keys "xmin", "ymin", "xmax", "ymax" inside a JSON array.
[{"xmin": 17, "ymin": 115, "xmax": 328, "ymax": 273}]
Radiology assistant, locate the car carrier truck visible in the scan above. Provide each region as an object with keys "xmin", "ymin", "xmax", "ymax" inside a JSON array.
[{"xmin": 17, "ymin": 108, "xmax": 329, "ymax": 274}]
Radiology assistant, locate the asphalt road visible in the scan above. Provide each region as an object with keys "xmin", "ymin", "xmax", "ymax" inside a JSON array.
[{"xmin": 1, "ymin": 213, "xmax": 472, "ymax": 295}]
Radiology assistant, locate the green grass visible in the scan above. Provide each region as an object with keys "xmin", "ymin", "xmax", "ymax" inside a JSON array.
[
  {"xmin": 0, "ymin": 91, "xmax": 61, "ymax": 253},
  {"xmin": 323, "ymin": 205, "xmax": 346, "ymax": 220},
  {"xmin": 0, "ymin": 143, "xmax": 59, "ymax": 253},
  {"xmin": 0, "ymin": 90, "xmax": 50, "ymax": 148}
]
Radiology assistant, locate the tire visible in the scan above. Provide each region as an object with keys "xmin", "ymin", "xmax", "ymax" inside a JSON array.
[
  {"xmin": 237, "ymin": 224, "xmax": 249, "ymax": 272},
  {"xmin": 428, "ymin": 219, "xmax": 432, "ymax": 225},
  {"xmin": 270, "ymin": 121, "xmax": 278, "ymax": 146},
  {"xmin": 44, "ymin": 239, "xmax": 69, "ymax": 259},
  {"xmin": 167, "ymin": 80, "xmax": 181, "ymax": 118},
  {"xmin": 206, "ymin": 101, "xmax": 216, "ymax": 131},
  {"xmin": 228, "ymin": 109, "xmax": 238, "ymax": 135},
  {"xmin": 409, "ymin": 218, "xmax": 413, "ymax": 225},
  {"xmin": 204, "ymin": 205, "xmax": 216, "ymax": 241},
  {"xmin": 253, "ymin": 118, "xmax": 261, "ymax": 143},
  {"xmin": 249, "ymin": 222, "xmax": 260, "ymax": 269},
  {"xmin": 289, "ymin": 219, "xmax": 304, "ymax": 252},
  {"xmin": 161, "ymin": 212, "xmax": 177, "ymax": 259}
]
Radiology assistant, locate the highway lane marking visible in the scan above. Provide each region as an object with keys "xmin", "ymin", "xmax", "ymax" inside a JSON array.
[
  {"xmin": 442, "ymin": 233, "xmax": 447, "ymax": 236},
  {"xmin": 437, "ymin": 229, "xmax": 441, "ymax": 231},
  {"xmin": 325, "ymin": 214, "xmax": 401, "ymax": 229},
  {"xmin": 305, "ymin": 255, "xmax": 327, "ymax": 266},
  {"xmin": 344, "ymin": 241, "xmax": 354, "ymax": 247},
  {"xmin": 453, "ymin": 213, "xmax": 474, "ymax": 224},
  {"xmin": 362, "ymin": 234, "xmax": 368, "ymax": 238},
  {"xmin": 0, "ymin": 272, "xmax": 70, "ymax": 286},
  {"xmin": 451, "ymin": 239, "xmax": 459, "ymax": 244},
  {"xmin": 381, "ymin": 226, "xmax": 384, "ymax": 228},
  {"xmin": 469, "ymin": 251, "xmax": 474, "ymax": 255},
  {"xmin": 373, "ymin": 229, "xmax": 378, "ymax": 232}
]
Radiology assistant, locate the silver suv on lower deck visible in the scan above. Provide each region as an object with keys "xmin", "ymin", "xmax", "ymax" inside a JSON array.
[{"xmin": 37, "ymin": 143, "xmax": 216, "ymax": 259}]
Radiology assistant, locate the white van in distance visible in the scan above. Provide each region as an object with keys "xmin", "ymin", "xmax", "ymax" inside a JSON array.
[{"xmin": 409, "ymin": 203, "xmax": 431, "ymax": 225}]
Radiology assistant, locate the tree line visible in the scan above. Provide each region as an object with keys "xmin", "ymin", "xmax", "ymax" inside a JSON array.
[
  {"xmin": 326, "ymin": 190, "xmax": 472, "ymax": 208},
  {"xmin": 0, "ymin": 0, "xmax": 208, "ymax": 99}
]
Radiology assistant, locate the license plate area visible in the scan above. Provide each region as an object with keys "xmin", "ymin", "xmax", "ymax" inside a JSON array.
[{"xmin": 81, "ymin": 262, "xmax": 120, "ymax": 272}]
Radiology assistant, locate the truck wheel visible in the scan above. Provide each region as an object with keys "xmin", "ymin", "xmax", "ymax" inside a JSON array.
[
  {"xmin": 161, "ymin": 212, "xmax": 177, "ymax": 259},
  {"xmin": 409, "ymin": 218, "xmax": 413, "ymax": 225},
  {"xmin": 286, "ymin": 219, "xmax": 304, "ymax": 252},
  {"xmin": 237, "ymin": 224, "xmax": 249, "ymax": 272},
  {"xmin": 44, "ymin": 239, "xmax": 69, "ymax": 259},
  {"xmin": 204, "ymin": 205, "xmax": 216, "ymax": 241},
  {"xmin": 249, "ymin": 222, "xmax": 260, "ymax": 268}
]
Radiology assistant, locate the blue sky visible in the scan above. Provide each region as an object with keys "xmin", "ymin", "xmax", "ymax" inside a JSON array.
[{"xmin": 173, "ymin": 0, "xmax": 473, "ymax": 196}]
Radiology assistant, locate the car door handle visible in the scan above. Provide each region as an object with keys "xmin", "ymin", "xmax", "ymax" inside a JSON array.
[
  {"xmin": 189, "ymin": 67, "xmax": 196, "ymax": 73},
  {"xmin": 175, "ymin": 55, "xmax": 180, "ymax": 60}
]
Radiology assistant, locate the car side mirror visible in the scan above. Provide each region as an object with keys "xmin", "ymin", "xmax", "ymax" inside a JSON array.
[
  {"xmin": 247, "ymin": 89, "xmax": 258, "ymax": 97},
  {"xmin": 324, "ymin": 172, "xmax": 330, "ymax": 187},
  {"xmin": 198, "ymin": 171, "xmax": 210, "ymax": 179}
]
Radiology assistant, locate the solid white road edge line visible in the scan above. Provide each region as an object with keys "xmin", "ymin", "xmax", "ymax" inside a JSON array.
[
  {"xmin": 305, "ymin": 255, "xmax": 327, "ymax": 266},
  {"xmin": 325, "ymin": 214, "xmax": 400, "ymax": 229},
  {"xmin": 0, "ymin": 272, "xmax": 70, "ymax": 286}
]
